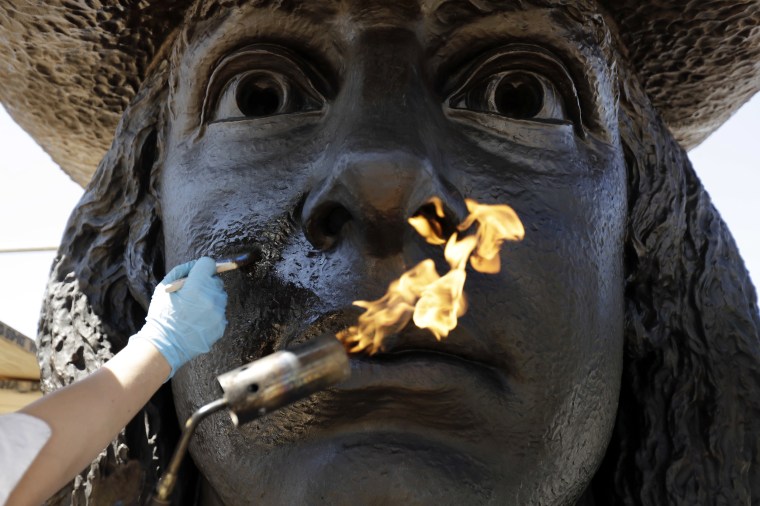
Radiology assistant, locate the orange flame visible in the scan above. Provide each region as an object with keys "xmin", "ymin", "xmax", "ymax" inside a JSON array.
[{"xmin": 337, "ymin": 198, "xmax": 524, "ymax": 354}]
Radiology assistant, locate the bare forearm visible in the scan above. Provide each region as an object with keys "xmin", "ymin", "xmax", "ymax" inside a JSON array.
[
  {"xmin": 6, "ymin": 258, "xmax": 227, "ymax": 505},
  {"xmin": 9, "ymin": 340, "xmax": 170, "ymax": 505}
]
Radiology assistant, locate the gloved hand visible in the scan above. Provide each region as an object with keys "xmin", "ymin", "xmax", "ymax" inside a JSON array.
[{"xmin": 131, "ymin": 257, "xmax": 228, "ymax": 379}]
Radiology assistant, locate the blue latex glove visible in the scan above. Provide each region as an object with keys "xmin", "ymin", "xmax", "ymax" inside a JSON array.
[{"xmin": 131, "ymin": 257, "xmax": 228, "ymax": 379}]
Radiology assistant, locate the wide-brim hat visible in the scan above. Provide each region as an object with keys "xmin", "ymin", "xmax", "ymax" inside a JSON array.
[{"xmin": 1, "ymin": 1, "xmax": 758, "ymax": 187}]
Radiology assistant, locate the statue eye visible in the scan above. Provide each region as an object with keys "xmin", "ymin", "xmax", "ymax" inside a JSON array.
[
  {"xmin": 451, "ymin": 70, "xmax": 566, "ymax": 122},
  {"xmin": 213, "ymin": 70, "xmax": 324, "ymax": 121},
  {"xmin": 236, "ymin": 72, "xmax": 289, "ymax": 117},
  {"xmin": 444, "ymin": 45, "xmax": 584, "ymax": 132},
  {"xmin": 205, "ymin": 45, "xmax": 332, "ymax": 123}
]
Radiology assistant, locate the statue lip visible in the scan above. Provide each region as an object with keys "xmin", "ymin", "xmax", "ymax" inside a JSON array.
[
  {"xmin": 301, "ymin": 341, "xmax": 513, "ymax": 441},
  {"xmin": 337, "ymin": 347, "xmax": 511, "ymax": 395},
  {"xmin": 233, "ymin": 310, "xmax": 517, "ymax": 445},
  {"xmin": 290, "ymin": 308, "xmax": 513, "ymax": 395}
]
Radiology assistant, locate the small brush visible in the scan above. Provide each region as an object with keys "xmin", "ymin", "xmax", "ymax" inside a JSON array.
[{"xmin": 164, "ymin": 245, "xmax": 262, "ymax": 293}]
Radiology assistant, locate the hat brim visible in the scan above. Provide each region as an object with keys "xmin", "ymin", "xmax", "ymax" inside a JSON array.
[{"xmin": 1, "ymin": 1, "xmax": 758, "ymax": 186}]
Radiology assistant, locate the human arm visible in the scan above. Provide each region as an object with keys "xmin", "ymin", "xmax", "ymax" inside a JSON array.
[
  {"xmin": 8, "ymin": 339, "xmax": 171, "ymax": 505},
  {"xmin": 5, "ymin": 257, "xmax": 227, "ymax": 505}
]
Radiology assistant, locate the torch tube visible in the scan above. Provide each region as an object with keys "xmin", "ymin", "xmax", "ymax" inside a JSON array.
[
  {"xmin": 151, "ymin": 398, "xmax": 228, "ymax": 505},
  {"xmin": 150, "ymin": 334, "xmax": 350, "ymax": 504},
  {"xmin": 217, "ymin": 334, "xmax": 350, "ymax": 425}
]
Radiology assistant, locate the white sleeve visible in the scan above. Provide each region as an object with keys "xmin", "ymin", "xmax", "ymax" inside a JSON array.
[{"xmin": 0, "ymin": 412, "xmax": 52, "ymax": 506}]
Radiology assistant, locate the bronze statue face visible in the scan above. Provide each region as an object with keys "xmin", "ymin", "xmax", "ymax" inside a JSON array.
[{"xmin": 161, "ymin": 1, "xmax": 627, "ymax": 503}]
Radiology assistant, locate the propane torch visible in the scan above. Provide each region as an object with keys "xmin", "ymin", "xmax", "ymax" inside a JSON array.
[{"xmin": 149, "ymin": 334, "xmax": 350, "ymax": 505}]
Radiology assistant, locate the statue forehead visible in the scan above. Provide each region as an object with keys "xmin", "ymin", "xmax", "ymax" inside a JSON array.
[
  {"xmin": 190, "ymin": 0, "xmax": 599, "ymax": 16},
  {"xmin": 183, "ymin": 0, "xmax": 606, "ymax": 41}
]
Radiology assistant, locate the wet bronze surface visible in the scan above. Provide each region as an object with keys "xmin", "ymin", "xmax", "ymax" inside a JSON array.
[{"xmin": 4, "ymin": 1, "xmax": 758, "ymax": 504}]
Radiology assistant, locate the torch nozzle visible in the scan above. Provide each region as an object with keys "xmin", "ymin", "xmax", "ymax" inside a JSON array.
[{"xmin": 217, "ymin": 333, "xmax": 350, "ymax": 425}]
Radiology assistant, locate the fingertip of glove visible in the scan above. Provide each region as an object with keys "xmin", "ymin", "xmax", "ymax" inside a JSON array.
[
  {"xmin": 193, "ymin": 256, "xmax": 217, "ymax": 276},
  {"xmin": 162, "ymin": 259, "xmax": 197, "ymax": 284}
]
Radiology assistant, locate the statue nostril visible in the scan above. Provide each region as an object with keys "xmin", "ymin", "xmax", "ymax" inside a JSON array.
[
  {"xmin": 324, "ymin": 205, "xmax": 352, "ymax": 237},
  {"xmin": 411, "ymin": 200, "xmax": 460, "ymax": 241},
  {"xmin": 304, "ymin": 203, "xmax": 353, "ymax": 250}
]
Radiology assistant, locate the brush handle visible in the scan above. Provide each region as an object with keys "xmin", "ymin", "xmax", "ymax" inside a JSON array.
[
  {"xmin": 163, "ymin": 249, "xmax": 260, "ymax": 293},
  {"xmin": 164, "ymin": 278, "xmax": 188, "ymax": 293},
  {"xmin": 164, "ymin": 261, "xmax": 240, "ymax": 293}
]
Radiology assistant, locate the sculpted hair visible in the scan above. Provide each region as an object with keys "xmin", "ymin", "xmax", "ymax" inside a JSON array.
[
  {"xmin": 38, "ymin": 28, "xmax": 760, "ymax": 506},
  {"xmin": 37, "ymin": 62, "xmax": 188, "ymax": 504},
  {"xmin": 590, "ymin": 57, "xmax": 760, "ymax": 503}
]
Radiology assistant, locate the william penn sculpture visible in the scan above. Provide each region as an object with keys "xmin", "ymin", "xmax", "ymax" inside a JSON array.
[{"xmin": 1, "ymin": 1, "xmax": 759, "ymax": 504}]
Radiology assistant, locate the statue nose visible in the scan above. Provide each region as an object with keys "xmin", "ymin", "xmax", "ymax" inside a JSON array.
[{"xmin": 301, "ymin": 150, "xmax": 466, "ymax": 257}]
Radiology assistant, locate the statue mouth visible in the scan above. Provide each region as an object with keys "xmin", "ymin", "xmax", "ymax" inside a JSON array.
[
  {"xmin": 288, "ymin": 308, "xmax": 513, "ymax": 397},
  {"xmin": 223, "ymin": 309, "xmax": 515, "ymax": 450},
  {"xmin": 280, "ymin": 318, "xmax": 514, "ymax": 446},
  {"xmin": 338, "ymin": 347, "xmax": 510, "ymax": 395}
]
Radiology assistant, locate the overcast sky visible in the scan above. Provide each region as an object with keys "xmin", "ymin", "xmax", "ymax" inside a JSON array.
[{"xmin": 0, "ymin": 96, "xmax": 758, "ymax": 339}]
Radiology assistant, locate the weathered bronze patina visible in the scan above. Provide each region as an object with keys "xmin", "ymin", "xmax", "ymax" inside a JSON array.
[{"xmin": 1, "ymin": 1, "xmax": 759, "ymax": 504}]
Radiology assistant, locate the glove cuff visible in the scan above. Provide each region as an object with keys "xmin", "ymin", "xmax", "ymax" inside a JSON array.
[{"xmin": 131, "ymin": 322, "xmax": 192, "ymax": 381}]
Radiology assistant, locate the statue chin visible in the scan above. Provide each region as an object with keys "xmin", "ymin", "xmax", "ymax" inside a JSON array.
[
  {"xmin": 201, "ymin": 440, "xmax": 499, "ymax": 505},
  {"xmin": 192, "ymin": 427, "xmax": 601, "ymax": 505}
]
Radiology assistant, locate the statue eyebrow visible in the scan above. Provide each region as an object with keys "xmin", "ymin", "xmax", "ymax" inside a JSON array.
[
  {"xmin": 422, "ymin": 0, "xmax": 603, "ymax": 43},
  {"xmin": 422, "ymin": 0, "xmax": 554, "ymax": 33},
  {"xmin": 423, "ymin": 0, "xmax": 501, "ymax": 29},
  {"xmin": 192, "ymin": 0, "xmax": 340, "ymax": 22}
]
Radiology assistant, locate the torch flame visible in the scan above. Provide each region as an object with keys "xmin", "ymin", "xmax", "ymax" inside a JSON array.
[{"xmin": 337, "ymin": 197, "xmax": 524, "ymax": 354}]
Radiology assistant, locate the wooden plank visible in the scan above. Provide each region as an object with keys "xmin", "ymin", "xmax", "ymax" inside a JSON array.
[
  {"xmin": 0, "ymin": 378, "xmax": 41, "ymax": 413},
  {"xmin": 0, "ymin": 336, "xmax": 40, "ymax": 381},
  {"xmin": 0, "ymin": 388, "xmax": 42, "ymax": 413},
  {"xmin": 0, "ymin": 323, "xmax": 42, "ymax": 411}
]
